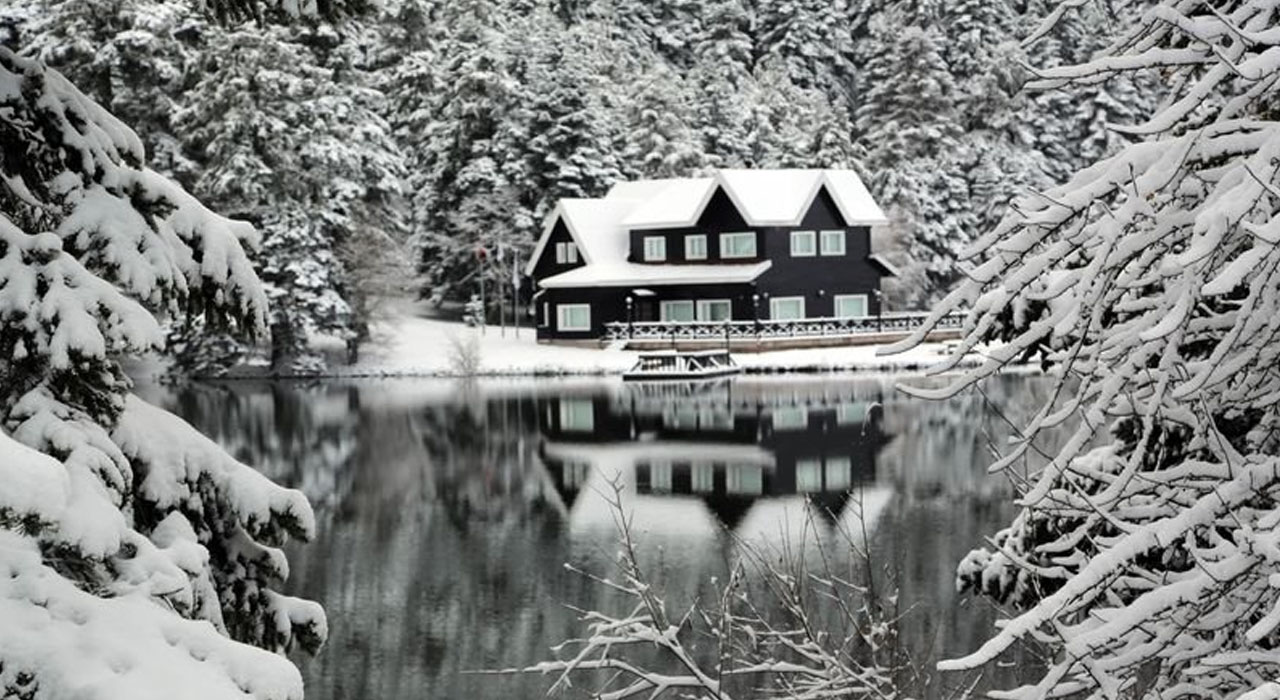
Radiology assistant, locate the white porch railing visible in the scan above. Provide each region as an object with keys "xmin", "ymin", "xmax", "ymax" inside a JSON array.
[{"xmin": 603, "ymin": 311, "xmax": 965, "ymax": 342}]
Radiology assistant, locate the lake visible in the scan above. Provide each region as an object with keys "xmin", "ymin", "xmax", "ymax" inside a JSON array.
[{"xmin": 144, "ymin": 371, "xmax": 1055, "ymax": 699}]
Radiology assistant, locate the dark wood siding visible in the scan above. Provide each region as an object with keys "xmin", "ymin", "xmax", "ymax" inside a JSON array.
[
  {"xmin": 530, "ymin": 219, "xmax": 586, "ymax": 281},
  {"xmin": 753, "ymin": 187, "xmax": 883, "ymax": 319},
  {"xmin": 629, "ymin": 187, "xmax": 762, "ymax": 264},
  {"xmin": 534, "ymin": 182, "xmax": 889, "ymax": 339},
  {"xmin": 536, "ymin": 282, "xmax": 757, "ymax": 340}
]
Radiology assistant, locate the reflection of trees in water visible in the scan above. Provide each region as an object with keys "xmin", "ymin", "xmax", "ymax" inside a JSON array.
[
  {"xmin": 880, "ymin": 372, "xmax": 1068, "ymax": 502},
  {"xmin": 149, "ymin": 375, "xmax": 1058, "ymax": 700},
  {"xmin": 162, "ymin": 381, "xmax": 361, "ymax": 510}
]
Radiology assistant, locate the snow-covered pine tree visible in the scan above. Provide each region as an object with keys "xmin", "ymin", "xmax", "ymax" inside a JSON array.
[
  {"xmin": 408, "ymin": 0, "xmax": 527, "ymax": 304},
  {"xmin": 175, "ymin": 22, "xmax": 405, "ymax": 374},
  {"xmin": 855, "ymin": 11, "xmax": 972, "ymax": 303},
  {"xmin": 17, "ymin": 0, "xmax": 204, "ymax": 181},
  {"xmin": 751, "ymin": 0, "xmax": 856, "ymax": 99},
  {"xmin": 891, "ymin": 1, "xmax": 1280, "ymax": 697},
  {"xmin": 0, "ymin": 46, "xmax": 324, "ymax": 698},
  {"xmin": 621, "ymin": 64, "xmax": 707, "ymax": 179}
]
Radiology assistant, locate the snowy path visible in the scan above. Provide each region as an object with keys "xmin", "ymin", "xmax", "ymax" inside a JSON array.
[{"xmin": 332, "ymin": 314, "xmax": 980, "ymax": 377}]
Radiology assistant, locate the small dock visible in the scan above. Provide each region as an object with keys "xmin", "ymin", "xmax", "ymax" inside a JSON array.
[{"xmin": 623, "ymin": 349, "xmax": 742, "ymax": 382}]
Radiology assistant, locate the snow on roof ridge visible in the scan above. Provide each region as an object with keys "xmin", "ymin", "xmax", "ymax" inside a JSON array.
[{"xmin": 528, "ymin": 169, "xmax": 887, "ymax": 277}]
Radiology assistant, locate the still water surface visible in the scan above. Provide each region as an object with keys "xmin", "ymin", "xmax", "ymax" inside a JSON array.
[{"xmin": 147, "ymin": 372, "xmax": 1055, "ymax": 699}]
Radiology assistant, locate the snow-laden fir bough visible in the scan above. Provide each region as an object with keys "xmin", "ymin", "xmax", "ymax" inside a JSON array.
[
  {"xmin": 0, "ymin": 41, "xmax": 325, "ymax": 699},
  {"xmin": 889, "ymin": 0, "xmax": 1280, "ymax": 697}
]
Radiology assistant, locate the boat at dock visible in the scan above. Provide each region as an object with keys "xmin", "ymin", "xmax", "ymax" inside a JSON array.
[{"xmin": 623, "ymin": 349, "xmax": 743, "ymax": 382}]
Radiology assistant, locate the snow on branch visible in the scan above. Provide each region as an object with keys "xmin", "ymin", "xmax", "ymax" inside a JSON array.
[
  {"xmin": 893, "ymin": 1, "xmax": 1280, "ymax": 697},
  {"xmin": 505, "ymin": 478, "xmax": 906, "ymax": 700}
]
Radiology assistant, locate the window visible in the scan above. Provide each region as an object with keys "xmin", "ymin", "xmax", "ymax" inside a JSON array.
[
  {"xmin": 540, "ymin": 302, "xmax": 549, "ymax": 327},
  {"xmin": 770, "ymin": 296, "xmax": 806, "ymax": 320},
  {"xmin": 555, "ymin": 241, "xmax": 579, "ymax": 264},
  {"xmin": 559, "ymin": 399, "xmax": 595, "ymax": 432},
  {"xmin": 826, "ymin": 457, "xmax": 852, "ymax": 491},
  {"xmin": 796, "ymin": 459, "xmax": 822, "ymax": 493},
  {"xmin": 556, "ymin": 304, "xmax": 591, "ymax": 331},
  {"xmin": 649, "ymin": 462, "xmax": 672, "ymax": 492},
  {"xmin": 773, "ymin": 406, "xmax": 808, "ymax": 430},
  {"xmin": 720, "ymin": 232, "xmax": 757, "ymax": 258},
  {"xmin": 644, "ymin": 236, "xmax": 666, "ymax": 261},
  {"xmin": 834, "ymin": 294, "xmax": 868, "ymax": 319},
  {"xmin": 836, "ymin": 402, "xmax": 866, "ymax": 425},
  {"xmin": 820, "ymin": 230, "xmax": 846, "ymax": 256},
  {"xmin": 697, "ymin": 299, "xmax": 732, "ymax": 322},
  {"xmin": 660, "ymin": 300, "xmax": 695, "ymax": 322},
  {"xmin": 790, "ymin": 230, "xmax": 816, "ymax": 257},
  {"xmin": 692, "ymin": 463, "xmax": 715, "ymax": 493},
  {"xmin": 685, "ymin": 234, "xmax": 707, "ymax": 260},
  {"xmin": 727, "ymin": 464, "xmax": 762, "ymax": 495}
]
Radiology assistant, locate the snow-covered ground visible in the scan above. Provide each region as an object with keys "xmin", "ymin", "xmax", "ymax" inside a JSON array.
[{"xmin": 330, "ymin": 312, "xmax": 979, "ymax": 377}]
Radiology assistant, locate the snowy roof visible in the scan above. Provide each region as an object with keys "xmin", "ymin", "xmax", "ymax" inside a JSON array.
[
  {"xmin": 539, "ymin": 261, "xmax": 772, "ymax": 288},
  {"xmin": 526, "ymin": 169, "xmax": 887, "ymax": 281},
  {"xmin": 621, "ymin": 169, "xmax": 887, "ymax": 229},
  {"xmin": 524, "ymin": 197, "xmax": 642, "ymax": 275}
]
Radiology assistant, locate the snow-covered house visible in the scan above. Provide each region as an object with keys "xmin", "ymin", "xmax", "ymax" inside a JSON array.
[{"xmin": 525, "ymin": 169, "xmax": 896, "ymax": 341}]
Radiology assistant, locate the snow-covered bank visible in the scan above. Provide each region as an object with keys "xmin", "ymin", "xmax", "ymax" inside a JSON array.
[{"xmin": 328, "ymin": 315, "xmax": 982, "ymax": 378}]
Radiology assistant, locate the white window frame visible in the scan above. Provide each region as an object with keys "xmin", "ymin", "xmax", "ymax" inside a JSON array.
[
  {"xmin": 559, "ymin": 399, "xmax": 595, "ymax": 432},
  {"xmin": 660, "ymin": 300, "xmax": 695, "ymax": 322},
  {"xmin": 790, "ymin": 230, "xmax": 816, "ymax": 257},
  {"xmin": 796, "ymin": 458, "xmax": 822, "ymax": 493},
  {"xmin": 820, "ymin": 229, "xmax": 846, "ymax": 256},
  {"xmin": 836, "ymin": 402, "xmax": 865, "ymax": 425},
  {"xmin": 772, "ymin": 406, "xmax": 808, "ymax": 430},
  {"xmin": 826, "ymin": 457, "xmax": 852, "ymax": 491},
  {"xmin": 555, "ymin": 242, "xmax": 566, "ymax": 263},
  {"xmin": 727, "ymin": 464, "xmax": 763, "ymax": 495},
  {"xmin": 685, "ymin": 234, "xmax": 707, "ymax": 261},
  {"xmin": 696, "ymin": 298, "xmax": 732, "ymax": 322},
  {"xmin": 719, "ymin": 232, "xmax": 757, "ymax": 259},
  {"xmin": 556, "ymin": 303, "xmax": 591, "ymax": 331},
  {"xmin": 540, "ymin": 302, "xmax": 549, "ymax": 327},
  {"xmin": 565, "ymin": 242, "xmax": 578, "ymax": 263},
  {"xmin": 649, "ymin": 462, "xmax": 673, "ymax": 492},
  {"xmin": 833, "ymin": 294, "xmax": 869, "ymax": 319},
  {"xmin": 691, "ymin": 463, "xmax": 714, "ymax": 493},
  {"xmin": 643, "ymin": 236, "xmax": 667, "ymax": 262},
  {"xmin": 770, "ymin": 296, "xmax": 806, "ymax": 320}
]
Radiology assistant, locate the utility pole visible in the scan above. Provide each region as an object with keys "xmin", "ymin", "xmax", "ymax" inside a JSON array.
[
  {"xmin": 497, "ymin": 244, "xmax": 506, "ymax": 338},
  {"xmin": 513, "ymin": 252, "xmax": 522, "ymax": 337},
  {"xmin": 477, "ymin": 245, "xmax": 487, "ymax": 335}
]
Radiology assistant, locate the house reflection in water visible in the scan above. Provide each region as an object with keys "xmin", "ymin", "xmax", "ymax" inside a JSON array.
[{"xmin": 538, "ymin": 379, "xmax": 890, "ymax": 528}]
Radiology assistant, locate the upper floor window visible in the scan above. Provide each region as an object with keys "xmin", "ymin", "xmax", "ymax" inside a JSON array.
[
  {"xmin": 685, "ymin": 234, "xmax": 707, "ymax": 260},
  {"xmin": 555, "ymin": 241, "xmax": 579, "ymax": 264},
  {"xmin": 820, "ymin": 230, "xmax": 846, "ymax": 256},
  {"xmin": 790, "ymin": 230, "xmax": 816, "ymax": 257},
  {"xmin": 720, "ymin": 232, "xmax": 757, "ymax": 259},
  {"xmin": 644, "ymin": 236, "xmax": 667, "ymax": 262}
]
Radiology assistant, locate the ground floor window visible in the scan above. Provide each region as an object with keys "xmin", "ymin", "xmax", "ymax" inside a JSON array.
[
  {"xmin": 834, "ymin": 294, "xmax": 869, "ymax": 319},
  {"xmin": 770, "ymin": 296, "xmax": 806, "ymax": 320},
  {"xmin": 660, "ymin": 300, "xmax": 696, "ymax": 322},
  {"xmin": 696, "ymin": 299, "xmax": 732, "ymax": 322},
  {"xmin": 556, "ymin": 303, "xmax": 591, "ymax": 331}
]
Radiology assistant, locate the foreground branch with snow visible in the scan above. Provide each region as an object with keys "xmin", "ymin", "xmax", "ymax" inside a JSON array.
[
  {"xmin": 1, "ymin": 46, "xmax": 322, "ymax": 698},
  {"xmin": 890, "ymin": 1, "xmax": 1280, "ymax": 697}
]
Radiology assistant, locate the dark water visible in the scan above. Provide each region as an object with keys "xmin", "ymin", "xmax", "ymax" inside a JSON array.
[{"xmin": 146, "ymin": 372, "xmax": 1056, "ymax": 699}]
